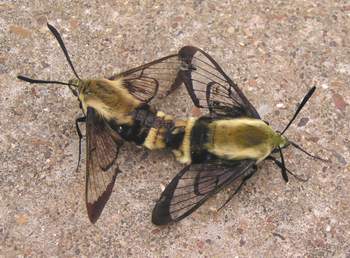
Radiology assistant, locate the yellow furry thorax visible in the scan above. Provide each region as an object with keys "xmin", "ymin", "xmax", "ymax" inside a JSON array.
[
  {"xmin": 74, "ymin": 78, "xmax": 141, "ymax": 125},
  {"xmin": 206, "ymin": 118, "xmax": 285, "ymax": 162}
]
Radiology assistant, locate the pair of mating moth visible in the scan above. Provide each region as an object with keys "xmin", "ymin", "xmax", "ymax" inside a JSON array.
[{"xmin": 18, "ymin": 24, "xmax": 324, "ymax": 225}]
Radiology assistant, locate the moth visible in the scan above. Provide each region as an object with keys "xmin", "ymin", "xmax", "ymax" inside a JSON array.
[
  {"xmin": 18, "ymin": 23, "xmax": 187, "ymax": 223},
  {"xmin": 152, "ymin": 46, "xmax": 326, "ymax": 225}
]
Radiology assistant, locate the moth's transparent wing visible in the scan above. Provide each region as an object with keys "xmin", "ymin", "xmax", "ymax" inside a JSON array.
[
  {"xmin": 152, "ymin": 160, "xmax": 255, "ymax": 225},
  {"xmin": 109, "ymin": 54, "xmax": 184, "ymax": 103},
  {"xmin": 85, "ymin": 107, "xmax": 123, "ymax": 223},
  {"xmin": 178, "ymin": 46, "xmax": 260, "ymax": 119}
]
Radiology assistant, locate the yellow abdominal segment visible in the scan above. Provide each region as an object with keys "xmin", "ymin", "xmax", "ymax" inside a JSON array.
[
  {"xmin": 172, "ymin": 118, "xmax": 197, "ymax": 164},
  {"xmin": 143, "ymin": 111, "xmax": 174, "ymax": 150}
]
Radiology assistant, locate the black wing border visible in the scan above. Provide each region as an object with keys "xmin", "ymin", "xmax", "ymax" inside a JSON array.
[
  {"xmin": 178, "ymin": 46, "xmax": 261, "ymax": 119},
  {"xmin": 85, "ymin": 107, "xmax": 123, "ymax": 223}
]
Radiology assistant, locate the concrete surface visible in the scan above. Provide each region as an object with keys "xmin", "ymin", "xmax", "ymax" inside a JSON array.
[{"xmin": 1, "ymin": 0, "xmax": 349, "ymax": 257}]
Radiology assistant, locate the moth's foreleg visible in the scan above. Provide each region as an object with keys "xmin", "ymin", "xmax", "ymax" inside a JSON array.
[{"xmin": 75, "ymin": 116, "xmax": 86, "ymax": 172}]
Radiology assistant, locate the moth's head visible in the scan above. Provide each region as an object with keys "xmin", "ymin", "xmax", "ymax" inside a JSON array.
[
  {"xmin": 73, "ymin": 79, "xmax": 119, "ymax": 107},
  {"xmin": 68, "ymin": 79, "xmax": 80, "ymax": 89},
  {"xmin": 277, "ymin": 134, "xmax": 289, "ymax": 149},
  {"xmin": 68, "ymin": 78, "xmax": 86, "ymax": 97},
  {"xmin": 68, "ymin": 79, "xmax": 100, "ymax": 105}
]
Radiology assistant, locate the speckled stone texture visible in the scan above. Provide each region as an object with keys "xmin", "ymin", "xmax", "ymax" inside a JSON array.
[{"xmin": 1, "ymin": 1, "xmax": 349, "ymax": 257}]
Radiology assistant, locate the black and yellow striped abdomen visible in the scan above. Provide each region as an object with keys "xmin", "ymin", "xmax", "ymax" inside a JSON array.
[
  {"xmin": 75, "ymin": 78, "xmax": 176, "ymax": 150},
  {"xmin": 108, "ymin": 105, "xmax": 174, "ymax": 149},
  {"xmin": 169, "ymin": 117, "xmax": 286, "ymax": 164}
]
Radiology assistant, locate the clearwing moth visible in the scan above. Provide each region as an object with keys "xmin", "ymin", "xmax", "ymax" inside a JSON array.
[
  {"xmin": 18, "ymin": 23, "xmax": 189, "ymax": 223},
  {"xmin": 152, "ymin": 46, "xmax": 327, "ymax": 225}
]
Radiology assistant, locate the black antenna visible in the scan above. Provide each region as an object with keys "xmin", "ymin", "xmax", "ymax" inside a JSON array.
[
  {"xmin": 281, "ymin": 86, "xmax": 316, "ymax": 135},
  {"xmin": 289, "ymin": 141, "xmax": 328, "ymax": 162},
  {"xmin": 17, "ymin": 23, "xmax": 81, "ymax": 88},
  {"xmin": 279, "ymin": 86, "xmax": 328, "ymax": 162},
  {"xmin": 47, "ymin": 23, "xmax": 81, "ymax": 80},
  {"xmin": 17, "ymin": 75, "xmax": 77, "ymax": 87}
]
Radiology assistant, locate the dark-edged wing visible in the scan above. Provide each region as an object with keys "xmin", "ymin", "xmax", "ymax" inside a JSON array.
[
  {"xmin": 109, "ymin": 54, "xmax": 185, "ymax": 103},
  {"xmin": 85, "ymin": 107, "xmax": 124, "ymax": 223},
  {"xmin": 177, "ymin": 46, "xmax": 260, "ymax": 119},
  {"xmin": 152, "ymin": 160, "xmax": 255, "ymax": 225},
  {"xmin": 108, "ymin": 46, "xmax": 259, "ymax": 119}
]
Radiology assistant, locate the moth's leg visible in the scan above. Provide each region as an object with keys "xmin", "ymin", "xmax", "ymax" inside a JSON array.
[
  {"xmin": 267, "ymin": 155, "xmax": 288, "ymax": 182},
  {"xmin": 218, "ymin": 165, "xmax": 258, "ymax": 211},
  {"xmin": 75, "ymin": 116, "xmax": 86, "ymax": 172},
  {"xmin": 278, "ymin": 147, "xmax": 289, "ymax": 182},
  {"xmin": 267, "ymin": 156, "xmax": 309, "ymax": 182}
]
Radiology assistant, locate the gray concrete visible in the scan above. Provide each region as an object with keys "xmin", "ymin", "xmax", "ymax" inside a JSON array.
[{"xmin": 1, "ymin": 1, "xmax": 349, "ymax": 257}]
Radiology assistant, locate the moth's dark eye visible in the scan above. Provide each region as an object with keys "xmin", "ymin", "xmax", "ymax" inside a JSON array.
[
  {"xmin": 68, "ymin": 85, "xmax": 78, "ymax": 97},
  {"xmin": 71, "ymin": 89, "xmax": 78, "ymax": 97}
]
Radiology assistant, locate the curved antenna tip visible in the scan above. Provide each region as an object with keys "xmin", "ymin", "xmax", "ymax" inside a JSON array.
[
  {"xmin": 17, "ymin": 75, "xmax": 33, "ymax": 83},
  {"xmin": 281, "ymin": 86, "xmax": 317, "ymax": 135},
  {"xmin": 46, "ymin": 23, "xmax": 81, "ymax": 80}
]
